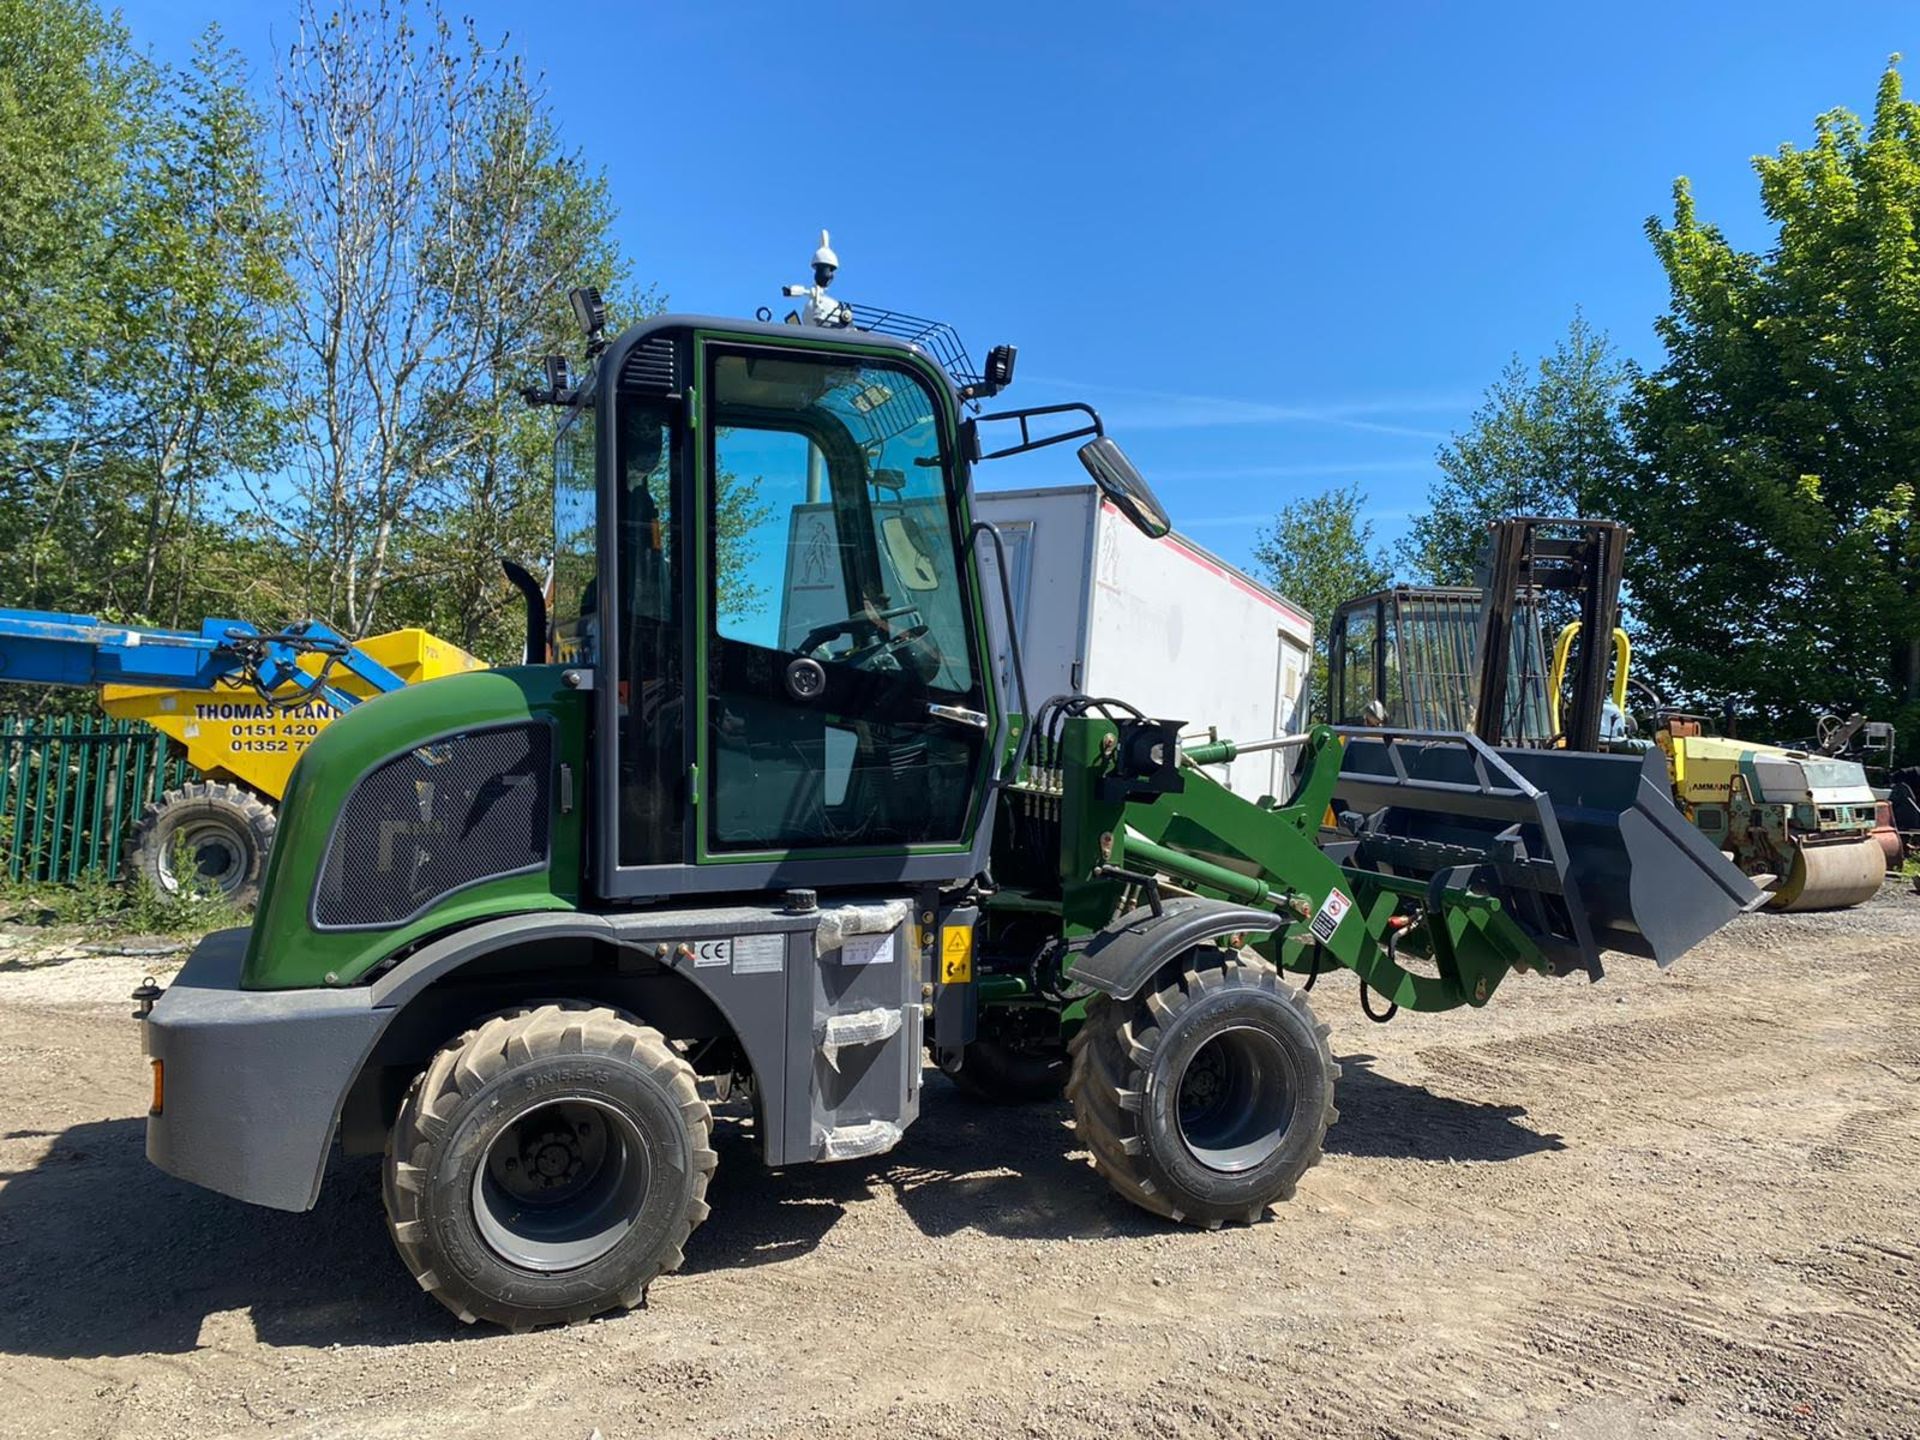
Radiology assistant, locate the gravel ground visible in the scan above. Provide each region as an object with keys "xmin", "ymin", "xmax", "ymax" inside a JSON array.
[{"xmin": 0, "ymin": 883, "xmax": 1915, "ymax": 1440}]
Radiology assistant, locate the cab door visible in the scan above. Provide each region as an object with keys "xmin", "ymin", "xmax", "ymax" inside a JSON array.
[{"xmin": 694, "ymin": 339, "xmax": 994, "ymax": 864}]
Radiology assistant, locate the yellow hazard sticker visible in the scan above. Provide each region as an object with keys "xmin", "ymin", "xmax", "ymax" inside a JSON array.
[{"xmin": 939, "ymin": 924, "xmax": 974, "ymax": 984}]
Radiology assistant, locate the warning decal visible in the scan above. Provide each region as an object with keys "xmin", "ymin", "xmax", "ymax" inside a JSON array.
[
  {"xmin": 1308, "ymin": 888, "xmax": 1352, "ymax": 944},
  {"xmin": 939, "ymin": 924, "xmax": 973, "ymax": 985}
]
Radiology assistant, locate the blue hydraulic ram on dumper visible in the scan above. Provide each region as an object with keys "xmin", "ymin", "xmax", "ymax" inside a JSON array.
[{"xmin": 0, "ymin": 608, "xmax": 476, "ymax": 902}]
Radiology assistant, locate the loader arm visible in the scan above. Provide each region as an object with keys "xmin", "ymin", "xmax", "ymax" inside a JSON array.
[{"xmin": 1032, "ymin": 715, "xmax": 1760, "ymax": 1014}]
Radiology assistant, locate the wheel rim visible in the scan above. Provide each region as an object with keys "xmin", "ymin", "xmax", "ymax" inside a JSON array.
[
  {"xmin": 1175, "ymin": 1025, "xmax": 1297, "ymax": 1173},
  {"xmin": 157, "ymin": 820, "xmax": 249, "ymax": 897},
  {"xmin": 472, "ymin": 1096, "xmax": 649, "ymax": 1272}
]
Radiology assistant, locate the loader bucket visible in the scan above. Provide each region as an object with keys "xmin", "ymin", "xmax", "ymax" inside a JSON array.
[{"xmin": 1332, "ymin": 732, "xmax": 1763, "ymax": 977}]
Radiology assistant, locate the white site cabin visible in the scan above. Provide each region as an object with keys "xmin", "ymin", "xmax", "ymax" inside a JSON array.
[{"xmin": 972, "ymin": 484, "xmax": 1313, "ymax": 800}]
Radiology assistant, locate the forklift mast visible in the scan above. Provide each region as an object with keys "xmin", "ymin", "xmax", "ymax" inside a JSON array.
[
  {"xmin": 1326, "ymin": 518, "xmax": 1628, "ymax": 750},
  {"xmin": 1472, "ymin": 518, "xmax": 1627, "ymax": 752}
]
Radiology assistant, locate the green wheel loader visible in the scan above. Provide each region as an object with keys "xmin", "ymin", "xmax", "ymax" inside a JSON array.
[{"xmin": 139, "ymin": 305, "xmax": 1762, "ymax": 1330}]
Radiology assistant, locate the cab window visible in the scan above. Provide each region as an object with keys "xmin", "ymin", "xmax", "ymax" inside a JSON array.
[
  {"xmin": 704, "ymin": 349, "xmax": 985, "ymax": 852},
  {"xmin": 551, "ymin": 400, "xmax": 598, "ymax": 665}
]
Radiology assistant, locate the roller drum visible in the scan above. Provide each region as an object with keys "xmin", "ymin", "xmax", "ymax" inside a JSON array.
[{"xmin": 1766, "ymin": 837, "xmax": 1886, "ymax": 912}]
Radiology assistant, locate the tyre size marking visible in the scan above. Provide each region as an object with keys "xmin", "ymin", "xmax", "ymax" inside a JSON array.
[
  {"xmin": 1308, "ymin": 889, "xmax": 1351, "ymax": 944},
  {"xmin": 690, "ymin": 938, "xmax": 732, "ymax": 968}
]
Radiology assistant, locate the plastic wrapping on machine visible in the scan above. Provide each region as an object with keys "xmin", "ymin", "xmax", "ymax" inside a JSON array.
[
  {"xmin": 818, "ymin": 1118, "xmax": 903, "ymax": 1160},
  {"xmin": 813, "ymin": 900, "xmax": 913, "ymax": 954},
  {"xmin": 817, "ymin": 1007, "xmax": 905, "ymax": 1069}
]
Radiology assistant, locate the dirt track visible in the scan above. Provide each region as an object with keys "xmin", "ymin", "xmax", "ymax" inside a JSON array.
[{"xmin": 0, "ymin": 887, "xmax": 1916, "ymax": 1440}]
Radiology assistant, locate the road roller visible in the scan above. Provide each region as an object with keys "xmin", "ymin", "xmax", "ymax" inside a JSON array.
[{"xmin": 1651, "ymin": 718, "xmax": 1887, "ymax": 911}]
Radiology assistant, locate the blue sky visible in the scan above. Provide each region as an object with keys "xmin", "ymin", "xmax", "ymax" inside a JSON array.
[{"xmin": 118, "ymin": 0, "xmax": 1919, "ymax": 573}]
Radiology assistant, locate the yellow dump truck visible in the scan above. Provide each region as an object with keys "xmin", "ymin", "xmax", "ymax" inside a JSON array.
[{"xmin": 0, "ymin": 610, "xmax": 482, "ymax": 902}]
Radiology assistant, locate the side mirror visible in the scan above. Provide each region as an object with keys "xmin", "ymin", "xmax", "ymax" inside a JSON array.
[{"xmin": 1078, "ymin": 437, "xmax": 1171, "ymax": 539}]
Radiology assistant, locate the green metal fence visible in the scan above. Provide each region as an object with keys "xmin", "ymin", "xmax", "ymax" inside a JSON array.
[{"xmin": 0, "ymin": 715, "xmax": 194, "ymax": 884}]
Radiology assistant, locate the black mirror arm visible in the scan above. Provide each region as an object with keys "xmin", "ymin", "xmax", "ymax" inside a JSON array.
[
  {"xmin": 501, "ymin": 559, "xmax": 549, "ymax": 664},
  {"xmin": 964, "ymin": 403, "xmax": 1105, "ymax": 462}
]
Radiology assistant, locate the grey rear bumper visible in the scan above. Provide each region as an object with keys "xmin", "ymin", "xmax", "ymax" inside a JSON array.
[{"xmin": 144, "ymin": 928, "xmax": 381, "ymax": 1212}]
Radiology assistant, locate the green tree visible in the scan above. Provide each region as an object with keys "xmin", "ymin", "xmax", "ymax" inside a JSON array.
[
  {"xmin": 114, "ymin": 31, "xmax": 290, "ymax": 626},
  {"xmin": 0, "ymin": 0, "xmax": 133, "ymax": 462},
  {"xmin": 0, "ymin": 7, "xmax": 289, "ymax": 632},
  {"xmin": 1251, "ymin": 481, "xmax": 1392, "ymax": 712},
  {"xmin": 386, "ymin": 92, "xmax": 643, "ymax": 662},
  {"xmin": 1622, "ymin": 57, "xmax": 1920, "ymax": 751},
  {"xmin": 269, "ymin": 1, "xmax": 638, "ymax": 651},
  {"xmin": 1401, "ymin": 312, "xmax": 1633, "ymax": 585}
]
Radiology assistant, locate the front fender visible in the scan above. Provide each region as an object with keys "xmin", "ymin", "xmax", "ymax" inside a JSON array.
[{"xmin": 1069, "ymin": 897, "xmax": 1282, "ymax": 1001}]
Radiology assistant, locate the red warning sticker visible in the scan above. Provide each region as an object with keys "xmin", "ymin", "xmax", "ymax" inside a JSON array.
[{"xmin": 1308, "ymin": 888, "xmax": 1352, "ymax": 944}]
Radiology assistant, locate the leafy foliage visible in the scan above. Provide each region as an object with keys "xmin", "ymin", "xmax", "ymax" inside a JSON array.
[
  {"xmin": 1250, "ymin": 481, "xmax": 1392, "ymax": 710},
  {"xmin": 0, "ymin": 0, "xmax": 643, "ymax": 673},
  {"xmin": 269, "ymin": 0, "xmax": 639, "ymax": 656},
  {"xmin": 1619, "ymin": 57, "xmax": 1920, "ymax": 754},
  {"xmin": 0, "ymin": 868, "xmax": 249, "ymax": 935},
  {"xmin": 1400, "ymin": 313, "xmax": 1634, "ymax": 585},
  {"xmin": 0, "ymin": 10, "xmax": 288, "ymax": 640}
]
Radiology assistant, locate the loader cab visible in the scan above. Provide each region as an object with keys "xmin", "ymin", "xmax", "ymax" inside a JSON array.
[
  {"xmin": 1328, "ymin": 585, "xmax": 1553, "ymax": 740},
  {"xmin": 552, "ymin": 318, "xmax": 1001, "ymax": 901}
]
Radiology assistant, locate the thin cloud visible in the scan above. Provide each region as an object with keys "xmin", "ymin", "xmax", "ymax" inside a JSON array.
[
  {"xmin": 1178, "ymin": 513, "xmax": 1294, "ymax": 529},
  {"xmin": 1021, "ymin": 376, "xmax": 1470, "ymax": 441},
  {"xmin": 1182, "ymin": 505, "xmax": 1421, "ymax": 530},
  {"xmin": 1153, "ymin": 457, "xmax": 1438, "ymax": 482}
]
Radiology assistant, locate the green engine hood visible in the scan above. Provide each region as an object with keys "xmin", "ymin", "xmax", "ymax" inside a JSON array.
[{"xmin": 242, "ymin": 667, "xmax": 587, "ymax": 990}]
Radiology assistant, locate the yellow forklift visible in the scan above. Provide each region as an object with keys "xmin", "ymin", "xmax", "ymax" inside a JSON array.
[{"xmin": 1327, "ymin": 518, "xmax": 1886, "ymax": 911}]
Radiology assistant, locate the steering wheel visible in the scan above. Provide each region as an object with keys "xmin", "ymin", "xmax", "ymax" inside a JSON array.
[
  {"xmin": 1624, "ymin": 676, "xmax": 1666, "ymax": 729},
  {"xmin": 783, "ymin": 615, "xmax": 934, "ymax": 701},
  {"xmin": 840, "ymin": 622, "xmax": 931, "ymax": 670},
  {"xmin": 795, "ymin": 614, "xmax": 881, "ymax": 655},
  {"xmin": 796, "ymin": 601, "xmax": 925, "ymax": 655}
]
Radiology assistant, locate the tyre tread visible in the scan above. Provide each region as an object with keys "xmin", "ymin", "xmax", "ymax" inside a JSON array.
[
  {"xmin": 383, "ymin": 1003, "xmax": 715, "ymax": 1330},
  {"xmin": 1067, "ymin": 952, "xmax": 1336, "ymax": 1228},
  {"xmin": 125, "ymin": 781, "xmax": 276, "ymax": 906}
]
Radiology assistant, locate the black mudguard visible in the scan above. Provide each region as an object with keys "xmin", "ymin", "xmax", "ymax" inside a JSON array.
[{"xmin": 1070, "ymin": 896, "xmax": 1280, "ymax": 1001}]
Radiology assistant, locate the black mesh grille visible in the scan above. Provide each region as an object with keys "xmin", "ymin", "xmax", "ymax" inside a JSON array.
[{"xmin": 315, "ymin": 722, "xmax": 553, "ymax": 929}]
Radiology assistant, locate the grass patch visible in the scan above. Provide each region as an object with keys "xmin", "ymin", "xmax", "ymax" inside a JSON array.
[{"xmin": 0, "ymin": 868, "xmax": 248, "ymax": 936}]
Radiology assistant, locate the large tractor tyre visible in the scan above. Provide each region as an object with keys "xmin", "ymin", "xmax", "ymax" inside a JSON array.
[
  {"xmin": 126, "ymin": 781, "xmax": 276, "ymax": 907},
  {"xmin": 1889, "ymin": 767, "xmax": 1920, "ymax": 834},
  {"xmin": 943, "ymin": 1038, "xmax": 1068, "ymax": 1104},
  {"xmin": 384, "ymin": 1005, "xmax": 716, "ymax": 1332},
  {"xmin": 1066, "ymin": 952, "xmax": 1337, "ymax": 1227}
]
